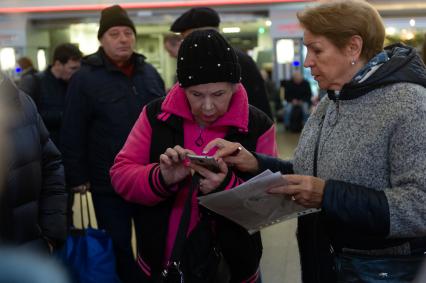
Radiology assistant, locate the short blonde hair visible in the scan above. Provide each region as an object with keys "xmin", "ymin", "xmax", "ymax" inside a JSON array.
[{"xmin": 297, "ymin": 0, "xmax": 385, "ymax": 61}]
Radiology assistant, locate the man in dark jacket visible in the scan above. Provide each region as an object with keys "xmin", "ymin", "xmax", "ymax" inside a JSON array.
[
  {"xmin": 61, "ymin": 5, "xmax": 165, "ymax": 283},
  {"xmin": 19, "ymin": 43, "xmax": 82, "ymax": 147},
  {"xmin": 0, "ymin": 72, "xmax": 67, "ymax": 253},
  {"xmin": 170, "ymin": 7, "xmax": 273, "ymax": 119}
]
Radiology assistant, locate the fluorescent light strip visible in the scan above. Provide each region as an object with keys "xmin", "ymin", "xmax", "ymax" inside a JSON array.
[
  {"xmin": 223, "ymin": 27, "xmax": 241, "ymax": 33},
  {"xmin": 0, "ymin": 0, "xmax": 311, "ymax": 13}
]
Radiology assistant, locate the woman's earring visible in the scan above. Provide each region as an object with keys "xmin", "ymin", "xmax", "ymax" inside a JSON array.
[{"xmin": 351, "ymin": 59, "xmax": 356, "ymax": 66}]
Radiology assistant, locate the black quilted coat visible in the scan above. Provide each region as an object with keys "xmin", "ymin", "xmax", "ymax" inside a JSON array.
[{"xmin": 0, "ymin": 74, "xmax": 67, "ymax": 251}]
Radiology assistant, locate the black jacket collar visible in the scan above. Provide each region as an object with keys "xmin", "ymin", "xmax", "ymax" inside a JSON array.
[
  {"xmin": 328, "ymin": 43, "xmax": 426, "ymax": 101},
  {"xmin": 83, "ymin": 47, "xmax": 147, "ymax": 73}
]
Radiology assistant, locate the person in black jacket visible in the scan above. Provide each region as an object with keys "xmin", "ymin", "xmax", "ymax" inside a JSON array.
[
  {"xmin": 170, "ymin": 7, "xmax": 273, "ymax": 119},
  {"xmin": 0, "ymin": 72, "xmax": 67, "ymax": 254},
  {"xmin": 61, "ymin": 5, "xmax": 165, "ymax": 283},
  {"xmin": 18, "ymin": 43, "xmax": 82, "ymax": 147}
]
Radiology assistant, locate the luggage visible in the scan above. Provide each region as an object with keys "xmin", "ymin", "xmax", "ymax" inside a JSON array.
[
  {"xmin": 56, "ymin": 192, "xmax": 121, "ymax": 283},
  {"xmin": 288, "ymin": 104, "xmax": 304, "ymax": 132}
]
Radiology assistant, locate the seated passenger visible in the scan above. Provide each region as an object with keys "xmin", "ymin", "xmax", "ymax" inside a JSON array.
[
  {"xmin": 110, "ymin": 29, "xmax": 277, "ymax": 282},
  {"xmin": 280, "ymin": 71, "xmax": 312, "ymax": 131}
]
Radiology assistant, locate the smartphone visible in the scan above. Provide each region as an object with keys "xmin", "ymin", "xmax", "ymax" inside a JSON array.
[{"xmin": 187, "ymin": 154, "xmax": 220, "ymax": 173}]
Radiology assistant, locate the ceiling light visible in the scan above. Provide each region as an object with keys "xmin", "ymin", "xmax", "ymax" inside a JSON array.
[
  {"xmin": 276, "ymin": 39, "xmax": 294, "ymax": 64},
  {"xmin": 385, "ymin": 27, "xmax": 396, "ymax": 36},
  {"xmin": 222, "ymin": 27, "xmax": 241, "ymax": 33},
  {"xmin": 37, "ymin": 49, "xmax": 47, "ymax": 71},
  {"xmin": 0, "ymin": 48, "xmax": 15, "ymax": 71},
  {"xmin": 403, "ymin": 32, "xmax": 415, "ymax": 40}
]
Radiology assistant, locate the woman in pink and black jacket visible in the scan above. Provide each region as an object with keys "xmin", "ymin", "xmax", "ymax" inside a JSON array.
[{"xmin": 110, "ymin": 29, "xmax": 277, "ymax": 283}]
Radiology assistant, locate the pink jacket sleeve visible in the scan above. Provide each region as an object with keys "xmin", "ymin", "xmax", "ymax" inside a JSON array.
[
  {"xmin": 220, "ymin": 124, "xmax": 278, "ymax": 191},
  {"xmin": 110, "ymin": 107, "xmax": 174, "ymax": 206},
  {"xmin": 256, "ymin": 124, "xmax": 278, "ymax": 157}
]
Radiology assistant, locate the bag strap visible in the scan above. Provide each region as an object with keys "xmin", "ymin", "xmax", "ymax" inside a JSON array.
[
  {"xmin": 77, "ymin": 192, "xmax": 93, "ymax": 229},
  {"xmin": 169, "ymin": 174, "xmax": 201, "ymax": 264}
]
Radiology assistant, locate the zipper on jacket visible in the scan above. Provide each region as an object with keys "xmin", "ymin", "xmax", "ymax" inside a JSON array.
[
  {"xmin": 332, "ymin": 91, "xmax": 340, "ymax": 126},
  {"xmin": 132, "ymin": 85, "xmax": 138, "ymax": 96},
  {"xmin": 335, "ymin": 91, "xmax": 340, "ymax": 114}
]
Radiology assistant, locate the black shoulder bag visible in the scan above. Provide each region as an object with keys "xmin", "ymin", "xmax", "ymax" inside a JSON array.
[{"xmin": 160, "ymin": 174, "xmax": 230, "ymax": 283}]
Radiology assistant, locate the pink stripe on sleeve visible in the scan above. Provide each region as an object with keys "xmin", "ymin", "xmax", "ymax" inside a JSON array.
[
  {"xmin": 241, "ymin": 268, "xmax": 260, "ymax": 283},
  {"xmin": 137, "ymin": 254, "xmax": 152, "ymax": 277}
]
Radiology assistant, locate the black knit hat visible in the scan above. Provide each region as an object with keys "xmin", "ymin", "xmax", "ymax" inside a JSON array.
[
  {"xmin": 170, "ymin": 7, "xmax": 220, "ymax": 33},
  {"xmin": 177, "ymin": 29, "xmax": 241, "ymax": 88},
  {"xmin": 97, "ymin": 5, "xmax": 136, "ymax": 39}
]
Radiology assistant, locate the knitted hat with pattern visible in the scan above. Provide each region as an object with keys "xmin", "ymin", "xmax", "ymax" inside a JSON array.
[{"xmin": 177, "ymin": 29, "xmax": 241, "ymax": 87}]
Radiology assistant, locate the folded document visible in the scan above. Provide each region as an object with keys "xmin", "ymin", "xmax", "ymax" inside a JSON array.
[{"xmin": 198, "ymin": 170, "xmax": 320, "ymax": 234}]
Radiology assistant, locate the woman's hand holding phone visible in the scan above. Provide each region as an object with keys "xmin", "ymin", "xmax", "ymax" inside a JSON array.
[
  {"xmin": 186, "ymin": 155, "xmax": 220, "ymax": 173},
  {"xmin": 187, "ymin": 154, "xmax": 228, "ymax": 194},
  {"xmin": 159, "ymin": 145, "xmax": 193, "ymax": 186}
]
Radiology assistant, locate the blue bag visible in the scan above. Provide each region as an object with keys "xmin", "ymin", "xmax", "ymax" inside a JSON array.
[{"xmin": 57, "ymin": 192, "xmax": 121, "ymax": 283}]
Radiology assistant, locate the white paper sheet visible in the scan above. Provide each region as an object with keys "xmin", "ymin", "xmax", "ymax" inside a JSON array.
[{"xmin": 198, "ymin": 170, "xmax": 320, "ymax": 234}]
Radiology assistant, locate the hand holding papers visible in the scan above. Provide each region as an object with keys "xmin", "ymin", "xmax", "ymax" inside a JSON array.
[{"xmin": 198, "ymin": 170, "xmax": 320, "ymax": 234}]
